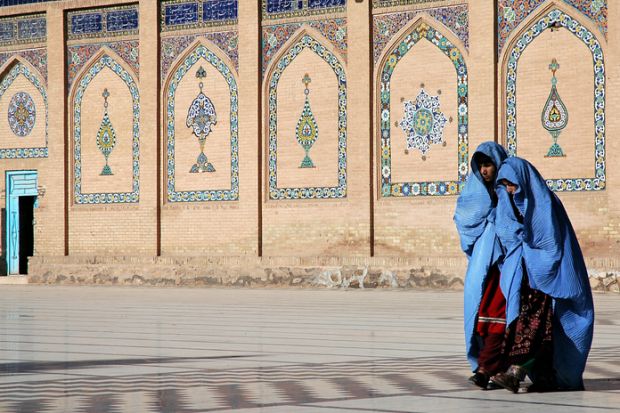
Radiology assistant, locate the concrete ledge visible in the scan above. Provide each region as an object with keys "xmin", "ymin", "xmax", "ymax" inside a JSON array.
[
  {"xmin": 23, "ymin": 255, "xmax": 620, "ymax": 292},
  {"xmin": 27, "ymin": 255, "xmax": 468, "ymax": 289},
  {"xmin": 0, "ymin": 275, "xmax": 29, "ymax": 285}
]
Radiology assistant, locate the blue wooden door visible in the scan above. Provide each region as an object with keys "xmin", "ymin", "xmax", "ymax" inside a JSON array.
[{"xmin": 6, "ymin": 171, "xmax": 38, "ymax": 275}]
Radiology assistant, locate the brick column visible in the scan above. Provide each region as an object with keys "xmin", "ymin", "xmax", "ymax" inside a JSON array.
[
  {"xmin": 138, "ymin": 0, "xmax": 159, "ymax": 256},
  {"xmin": 238, "ymin": 0, "xmax": 261, "ymax": 255},
  {"xmin": 348, "ymin": 0, "xmax": 373, "ymax": 255}
]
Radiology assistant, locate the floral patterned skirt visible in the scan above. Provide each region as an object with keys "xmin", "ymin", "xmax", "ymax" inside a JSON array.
[{"xmin": 504, "ymin": 271, "xmax": 554, "ymax": 369}]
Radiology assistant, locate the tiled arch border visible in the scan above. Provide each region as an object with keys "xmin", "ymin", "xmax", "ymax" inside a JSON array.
[
  {"xmin": 267, "ymin": 32, "xmax": 347, "ymax": 201},
  {"xmin": 165, "ymin": 43, "xmax": 239, "ymax": 203},
  {"xmin": 504, "ymin": 8, "xmax": 605, "ymax": 192},
  {"xmin": 379, "ymin": 22, "xmax": 468, "ymax": 197},
  {"xmin": 72, "ymin": 52, "xmax": 140, "ymax": 204},
  {"xmin": 0, "ymin": 61, "xmax": 48, "ymax": 159}
]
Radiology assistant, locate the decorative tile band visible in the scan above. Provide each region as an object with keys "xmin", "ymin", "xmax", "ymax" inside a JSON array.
[
  {"xmin": 67, "ymin": 4, "xmax": 139, "ymax": 40},
  {"xmin": 262, "ymin": 0, "xmax": 346, "ymax": 20},
  {"xmin": 0, "ymin": 0, "xmax": 57, "ymax": 6},
  {"xmin": 373, "ymin": 0, "xmax": 437, "ymax": 7},
  {"xmin": 0, "ymin": 48, "xmax": 47, "ymax": 82},
  {"xmin": 263, "ymin": 18, "xmax": 346, "ymax": 75},
  {"xmin": 0, "ymin": 61, "xmax": 47, "ymax": 159},
  {"xmin": 498, "ymin": 0, "xmax": 606, "ymax": 53},
  {"xmin": 73, "ymin": 54, "xmax": 140, "ymax": 204},
  {"xmin": 161, "ymin": 0, "xmax": 238, "ymax": 31},
  {"xmin": 505, "ymin": 9, "xmax": 605, "ymax": 192},
  {"xmin": 166, "ymin": 44, "xmax": 239, "ymax": 202},
  {"xmin": 268, "ymin": 34, "xmax": 347, "ymax": 200},
  {"xmin": 68, "ymin": 41, "xmax": 139, "ymax": 87},
  {"xmin": 161, "ymin": 31, "xmax": 238, "ymax": 81},
  {"xmin": 379, "ymin": 23, "xmax": 468, "ymax": 197},
  {"xmin": 0, "ymin": 13, "xmax": 45, "ymax": 47},
  {"xmin": 373, "ymin": 3, "xmax": 468, "ymax": 63}
]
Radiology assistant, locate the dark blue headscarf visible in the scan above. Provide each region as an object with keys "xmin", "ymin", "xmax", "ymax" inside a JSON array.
[
  {"xmin": 495, "ymin": 157, "xmax": 594, "ymax": 390},
  {"xmin": 454, "ymin": 141, "xmax": 507, "ymax": 371}
]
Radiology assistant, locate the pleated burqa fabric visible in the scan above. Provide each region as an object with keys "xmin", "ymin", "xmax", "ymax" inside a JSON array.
[
  {"xmin": 454, "ymin": 142, "xmax": 507, "ymax": 372},
  {"xmin": 495, "ymin": 157, "xmax": 594, "ymax": 390}
]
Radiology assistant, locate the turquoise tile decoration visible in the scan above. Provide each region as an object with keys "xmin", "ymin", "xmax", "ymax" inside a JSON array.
[{"xmin": 504, "ymin": 9, "xmax": 605, "ymax": 192}]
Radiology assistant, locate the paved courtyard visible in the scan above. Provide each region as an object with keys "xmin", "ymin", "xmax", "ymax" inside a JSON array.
[{"xmin": 0, "ymin": 285, "xmax": 618, "ymax": 412}]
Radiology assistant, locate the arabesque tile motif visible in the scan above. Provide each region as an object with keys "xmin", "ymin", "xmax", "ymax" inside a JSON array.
[{"xmin": 379, "ymin": 23, "xmax": 468, "ymax": 197}]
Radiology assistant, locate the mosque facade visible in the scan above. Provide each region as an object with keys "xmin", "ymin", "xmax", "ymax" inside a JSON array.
[{"xmin": 0, "ymin": 0, "xmax": 617, "ymax": 288}]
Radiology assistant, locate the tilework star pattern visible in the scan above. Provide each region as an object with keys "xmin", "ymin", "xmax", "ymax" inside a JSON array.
[
  {"xmin": 505, "ymin": 9, "xmax": 605, "ymax": 192},
  {"xmin": 268, "ymin": 34, "xmax": 347, "ymax": 200},
  {"xmin": 399, "ymin": 88, "xmax": 447, "ymax": 157},
  {"xmin": 0, "ymin": 61, "xmax": 47, "ymax": 159},
  {"xmin": 262, "ymin": 18, "xmax": 347, "ymax": 75},
  {"xmin": 8, "ymin": 91, "xmax": 36, "ymax": 137},
  {"xmin": 166, "ymin": 44, "xmax": 239, "ymax": 202},
  {"xmin": 372, "ymin": 3, "xmax": 469, "ymax": 63},
  {"xmin": 497, "ymin": 0, "xmax": 607, "ymax": 53},
  {"xmin": 73, "ymin": 54, "xmax": 140, "ymax": 204},
  {"xmin": 379, "ymin": 23, "xmax": 468, "ymax": 197}
]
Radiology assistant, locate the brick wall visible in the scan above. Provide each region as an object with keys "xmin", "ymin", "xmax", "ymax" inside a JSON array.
[{"xmin": 0, "ymin": 0, "xmax": 616, "ymax": 281}]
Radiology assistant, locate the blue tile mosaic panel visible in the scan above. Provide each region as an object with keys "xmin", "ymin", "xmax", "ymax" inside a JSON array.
[
  {"xmin": 165, "ymin": 44, "xmax": 239, "ymax": 202},
  {"xmin": 263, "ymin": 0, "xmax": 346, "ymax": 19},
  {"xmin": 203, "ymin": 0, "xmax": 237, "ymax": 21},
  {"xmin": 164, "ymin": 2, "xmax": 199, "ymax": 26},
  {"xmin": 107, "ymin": 9, "xmax": 139, "ymax": 33},
  {"xmin": 0, "ymin": 22, "xmax": 13, "ymax": 41},
  {"xmin": 504, "ymin": 9, "xmax": 605, "ymax": 192},
  {"xmin": 308, "ymin": 0, "xmax": 346, "ymax": 8},
  {"xmin": 161, "ymin": 0, "xmax": 238, "ymax": 31},
  {"xmin": 0, "ymin": 0, "xmax": 57, "ymax": 6},
  {"xmin": 73, "ymin": 54, "xmax": 140, "ymax": 204},
  {"xmin": 68, "ymin": 5, "xmax": 139, "ymax": 40},
  {"xmin": 70, "ymin": 13, "xmax": 103, "ymax": 36},
  {"xmin": 0, "ymin": 14, "xmax": 46, "ymax": 46},
  {"xmin": 372, "ymin": 0, "xmax": 436, "ymax": 7},
  {"xmin": 379, "ymin": 23, "xmax": 468, "ymax": 197},
  {"xmin": 0, "ymin": 61, "xmax": 48, "ymax": 159},
  {"xmin": 18, "ymin": 17, "xmax": 45, "ymax": 39},
  {"xmin": 267, "ymin": 34, "xmax": 347, "ymax": 200}
]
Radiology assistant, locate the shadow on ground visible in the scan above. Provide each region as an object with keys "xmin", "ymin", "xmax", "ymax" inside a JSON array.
[{"xmin": 584, "ymin": 378, "xmax": 620, "ymax": 391}]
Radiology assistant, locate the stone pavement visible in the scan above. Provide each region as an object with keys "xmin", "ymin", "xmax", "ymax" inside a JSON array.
[{"xmin": 0, "ymin": 286, "xmax": 618, "ymax": 413}]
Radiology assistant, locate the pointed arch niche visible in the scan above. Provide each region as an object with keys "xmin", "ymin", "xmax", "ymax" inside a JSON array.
[
  {"xmin": 70, "ymin": 48, "xmax": 140, "ymax": 204},
  {"xmin": 163, "ymin": 39, "xmax": 239, "ymax": 203},
  {"xmin": 501, "ymin": 5, "xmax": 605, "ymax": 192},
  {"xmin": 0, "ymin": 57, "xmax": 47, "ymax": 159},
  {"xmin": 265, "ymin": 27, "xmax": 347, "ymax": 201},
  {"xmin": 377, "ymin": 18, "xmax": 468, "ymax": 198}
]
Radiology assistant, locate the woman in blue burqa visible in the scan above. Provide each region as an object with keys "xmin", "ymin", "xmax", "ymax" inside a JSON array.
[
  {"xmin": 454, "ymin": 141, "xmax": 508, "ymax": 389},
  {"xmin": 492, "ymin": 156, "xmax": 594, "ymax": 392}
]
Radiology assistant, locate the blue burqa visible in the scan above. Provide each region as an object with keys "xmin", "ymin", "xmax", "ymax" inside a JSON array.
[
  {"xmin": 454, "ymin": 142, "xmax": 507, "ymax": 372},
  {"xmin": 495, "ymin": 157, "xmax": 594, "ymax": 390}
]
